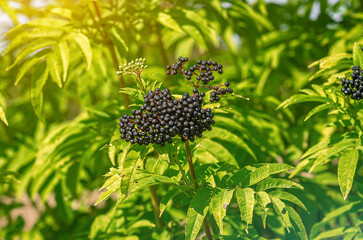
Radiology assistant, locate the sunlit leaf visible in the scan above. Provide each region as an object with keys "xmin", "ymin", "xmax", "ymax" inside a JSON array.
[
  {"xmin": 236, "ymin": 187, "xmax": 255, "ymax": 233},
  {"xmin": 31, "ymin": 62, "xmax": 48, "ymax": 122},
  {"xmin": 0, "ymin": 106, "xmax": 8, "ymax": 126},
  {"xmin": 69, "ymin": 32, "xmax": 92, "ymax": 69},
  {"xmin": 338, "ymin": 146, "xmax": 359, "ymax": 199},
  {"xmin": 210, "ymin": 188, "xmax": 234, "ymax": 234}
]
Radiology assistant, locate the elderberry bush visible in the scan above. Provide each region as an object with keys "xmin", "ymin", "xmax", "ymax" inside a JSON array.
[{"xmin": 341, "ymin": 66, "xmax": 363, "ymax": 100}]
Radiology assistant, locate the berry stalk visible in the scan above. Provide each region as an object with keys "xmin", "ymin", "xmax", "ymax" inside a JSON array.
[{"xmin": 185, "ymin": 141, "xmax": 213, "ymax": 240}]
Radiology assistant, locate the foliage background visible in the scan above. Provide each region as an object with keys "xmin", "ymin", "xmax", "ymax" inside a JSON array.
[{"xmin": 0, "ymin": 0, "xmax": 362, "ymax": 239}]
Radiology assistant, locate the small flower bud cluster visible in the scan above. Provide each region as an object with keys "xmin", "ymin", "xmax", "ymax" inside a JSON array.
[{"xmin": 117, "ymin": 58, "xmax": 148, "ymax": 75}]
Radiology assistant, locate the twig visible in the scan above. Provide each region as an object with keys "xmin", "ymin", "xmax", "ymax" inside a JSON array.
[{"xmin": 184, "ymin": 141, "xmax": 213, "ymax": 240}]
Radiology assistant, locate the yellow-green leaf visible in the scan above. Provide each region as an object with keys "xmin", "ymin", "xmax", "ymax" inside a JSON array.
[
  {"xmin": 236, "ymin": 187, "xmax": 255, "ymax": 233},
  {"xmin": 69, "ymin": 32, "xmax": 92, "ymax": 69},
  {"xmin": 31, "ymin": 62, "xmax": 48, "ymax": 122},
  {"xmin": 15, "ymin": 56, "xmax": 44, "ymax": 85},
  {"xmin": 47, "ymin": 52, "xmax": 62, "ymax": 87},
  {"xmin": 0, "ymin": 106, "xmax": 8, "ymax": 126},
  {"xmin": 338, "ymin": 146, "xmax": 359, "ymax": 200},
  {"xmin": 55, "ymin": 40, "xmax": 69, "ymax": 82}
]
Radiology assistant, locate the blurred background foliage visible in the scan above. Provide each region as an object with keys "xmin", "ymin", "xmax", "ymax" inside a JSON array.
[{"xmin": 0, "ymin": 0, "xmax": 363, "ymax": 239}]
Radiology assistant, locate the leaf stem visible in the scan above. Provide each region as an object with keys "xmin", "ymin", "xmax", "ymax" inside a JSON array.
[
  {"xmin": 175, "ymin": 154, "xmax": 190, "ymax": 186},
  {"xmin": 184, "ymin": 141, "xmax": 213, "ymax": 240}
]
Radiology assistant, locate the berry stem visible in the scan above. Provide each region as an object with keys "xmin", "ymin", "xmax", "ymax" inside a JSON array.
[
  {"xmin": 184, "ymin": 141, "xmax": 213, "ymax": 240},
  {"xmin": 149, "ymin": 185, "xmax": 164, "ymax": 229}
]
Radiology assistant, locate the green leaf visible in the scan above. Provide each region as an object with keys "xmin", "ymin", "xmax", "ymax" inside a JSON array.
[
  {"xmin": 15, "ymin": 56, "xmax": 44, "ymax": 85},
  {"xmin": 185, "ymin": 187, "xmax": 214, "ymax": 240},
  {"xmin": 0, "ymin": 106, "xmax": 8, "ymax": 126},
  {"xmin": 310, "ymin": 139, "xmax": 357, "ymax": 172},
  {"xmin": 95, "ymin": 173, "xmax": 123, "ymax": 206},
  {"xmin": 157, "ymin": 12, "xmax": 183, "ymax": 32},
  {"xmin": 69, "ymin": 32, "xmax": 92, "ymax": 69},
  {"xmin": 195, "ymin": 138, "xmax": 237, "ymax": 166},
  {"xmin": 241, "ymin": 163, "xmax": 293, "ymax": 187},
  {"xmin": 256, "ymin": 191, "xmax": 271, "ymax": 228},
  {"xmin": 236, "ymin": 187, "xmax": 255, "ymax": 233},
  {"xmin": 160, "ymin": 186, "xmax": 190, "ymax": 217},
  {"xmin": 4, "ymin": 28, "xmax": 62, "ymax": 55},
  {"xmin": 50, "ymin": 7, "xmax": 72, "ymax": 19},
  {"xmin": 269, "ymin": 191, "xmax": 307, "ymax": 212},
  {"xmin": 301, "ymin": 132, "xmax": 357, "ymax": 159},
  {"xmin": 304, "ymin": 103, "xmax": 334, "ymax": 121},
  {"xmin": 109, "ymin": 27, "xmax": 129, "ymax": 57},
  {"xmin": 277, "ymin": 94, "xmax": 333, "ymax": 110},
  {"xmin": 6, "ymin": 39, "xmax": 56, "ymax": 70},
  {"xmin": 256, "ymin": 178, "xmax": 304, "ymax": 191},
  {"xmin": 310, "ymin": 201, "xmax": 363, "ymax": 238},
  {"xmin": 119, "ymin": 87, "xmax": 144, "ymax": 101},
  {"xmin": 47, "ymin": 52, "xmax": 62, "ymax": 88},
  {"xmin": 120, "ymin": 147, "xmax": 143, "ymax": 197},
  {"xmin": 353, "ymin": 42, "xmax": 363, "ymax": 67},
  {"xmin": 31, "ymin": 62, "xmax": 48, "ymax": 122},
  {"xmin": 285, "ymin": 206, "xmax": 308, "ymax": 240},
  {"xmin": 132, "ymin": 171, "xmax": 177, "ymax": 193},
  {"xmin": 55, "ymin": 40, "xmax": 69, "ymax": 82},
  {"xmin": 205, "ymin": 127, "xmax": 257, "ymax": 161},
  {"xmin": 338, "ymin": 146, "xmax": 359, "ymax": 200},
  {"xmin": 210, "ymin": 188, "xmax": 235, "ymax": 234},
  {"xmin": 271, "ymin": 196, "xmax": 291, "ymax": 232}
]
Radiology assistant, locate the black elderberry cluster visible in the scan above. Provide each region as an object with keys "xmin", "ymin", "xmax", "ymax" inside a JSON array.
[
  {"xmin": 166, "ymin": 56, "xmax": 224, "ymax": 85},
  {"xmin": 209, "ymin": 82, "xmax": 233, "ymax": 102},
  {"xmin": 341, "ymin": 66, "xmax": 363, "ymax": 100},
  {"xmin": 119, "ymin": 88, "xmax": 215, "ymax": 146}
]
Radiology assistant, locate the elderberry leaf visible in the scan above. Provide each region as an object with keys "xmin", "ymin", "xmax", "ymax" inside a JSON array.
[
  {"xmin": 15, "ymin": 56, "xmax": 45, "ymax": 85},
  {"xmin": 0, "ymin": 106, "xmax": 8, "ymax": 126},
  {"xmin": 54, "ymin": 39, "xmax": 69, "ymax": 82},
  {"xmin": 310, "ymin": 201, "xmax": 363, "ymax": 239},
  {"xmin": 271, "ymin": 196, "xmax": 291, "ymax": 232},
  {"xmin": 353, "ymin": 42, "xmax": 363, "ymax": 67},
  {"xmin": 256, "ymin": 191, "xmax": 271, "ymax": 229},
  {"xmin": 285, "ymin": 206, "xmax": 308, "ymax": 240},
  {"xmin": 47, "ymin": 51, "xmax": 63, "ymax": 87},
  {"xmin": 31, "ymin": 62, "xmax": 48, "ymax": 123},
  {"xmin": 236, "ymin": 187, "xmax": 255, "ymax": 233},
  {"xmin": 277, "ymin": 94, "xmax": 333, "ymax": 110},
  {"xmin": 68, "ymin": 32, "xmax": 92, "ymax": 70},
  {"xmin": 256, "ymin": 178, "xmax": 304, "ymax": 191},
  {"xmin": 185, "ymin": 186, "xmax": 214, "ymax": 240},
  {"xmin": 268, "ymin": 191, "xmax": 308, "ymax": 212},
  {"xmin": 338, "ymin": 146, "xmax": 359, "ymax": 200},
  {"xmin": 210, "ymin": 187, "xmax": 234, "ymax": 234},
  {"xmin": 239, "ymin": 163, "xmax": 293, "ymax": 187}
]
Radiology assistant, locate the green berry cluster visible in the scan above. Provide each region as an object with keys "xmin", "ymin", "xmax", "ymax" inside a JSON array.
[{"xmin": 117, "ymin": 58, "xmax": 148, "ymax": 75}]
